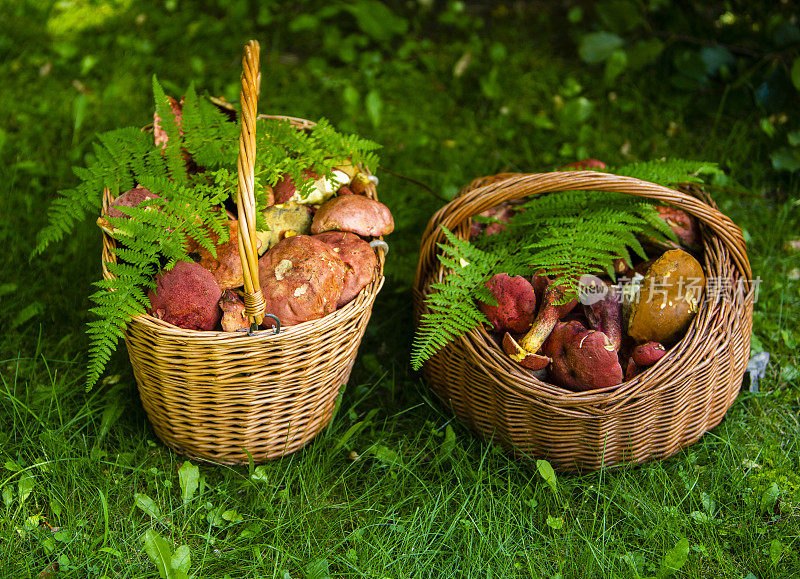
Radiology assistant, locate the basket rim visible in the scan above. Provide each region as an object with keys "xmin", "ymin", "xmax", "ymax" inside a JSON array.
[
  {"xmin": 416, "ymin": 170, "xmax": 751, "ymax": 283},
  {"xmin": 125, "ymin": 272, "xmax": 385, "ymax": 341}
]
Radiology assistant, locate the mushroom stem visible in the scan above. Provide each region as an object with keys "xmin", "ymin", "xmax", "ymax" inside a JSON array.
[
  {"xmin": 519, "ymin": 284, "xmax": 565, "ymax": 352},
  {"xmin": 502, "ymin": 281, "xmax": 569, "ymax": 369}
]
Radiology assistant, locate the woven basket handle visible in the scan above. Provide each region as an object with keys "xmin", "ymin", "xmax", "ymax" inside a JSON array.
[
  {"xmin": 235, "ymin": 40, "xmax": 265, "ymax": 327},
  {"xmin": 415, "ymin": 171, "xmax": 752, "ymax": 286}
]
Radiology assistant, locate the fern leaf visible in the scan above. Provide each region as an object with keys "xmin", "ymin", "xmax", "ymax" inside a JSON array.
[
  {"xmin": 411, "ymin": 228, "xmax": 531, "ymax": 370},
  {"xmin": 610, "ymin": 158, "xmax": 720, "ymax": 186}
]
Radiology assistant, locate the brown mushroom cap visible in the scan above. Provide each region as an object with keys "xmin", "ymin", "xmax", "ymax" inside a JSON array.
[
  {"xmin": 542, "ymin": 320, "xmax": 623, "ymax": 391},
  {"xmin": 257, "ymin": 235, "xmax": 346, "ymax": 326},
  {"xmin": 147, "ymin": 261, "xmax": 222, "ymax": 331},
  {"xmin": 479, "ymin": 273, "xmax": 537, "ymax": 334},
  {"xmin": 188, "ymin": 219, "xmax": 253, "ymax": 290},
  {"xmin": 312, "ymin": 231, "xmax": 378, "ymax": 307},
  {"xmin": 627, "ymin": 249, "xmax": 705, "ymax": 345},
  {"xmin": 106, "ymin": 186, "xmax": 162, "ymax": 219},
  {"xmin": 348, "ymin": 172, "xmax": 371, "ymax": 195},
  {"xmin": 311, "ymin": 195, "xmax": 394, "ymax": 237}
]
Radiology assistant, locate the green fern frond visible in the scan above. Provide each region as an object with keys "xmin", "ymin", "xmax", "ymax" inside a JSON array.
[
  {"xmin": 309, "ymin": 118, "xmax": 381, "ymax": 172},
  {"xmin": 86, "ymin": 278, "xmax": 148, "ymax": 389},
  {"xmin": 33, "ymin": 127, "xmax": 156, "ymax": 256},
  {"xmin": 251, "ymin": 117, "xmax": 380, "ymax": 202},
  {"xmin": 410, "ymin": 228, "xmax": 530, "ymax": 370},
  {"xmin": 608, "ymin": 158, "xmax": 720, "ymax": 186},
  {"xmin": 180, "ymin": 83, "xmax": 239, "ymax": 167}
]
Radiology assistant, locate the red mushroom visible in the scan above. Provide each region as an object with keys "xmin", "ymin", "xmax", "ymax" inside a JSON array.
[
  {"xmin": 501, "ymin": 280, "xmax": 577, "ymax": 370},
  {"xmin": 624, "ymin": 358, "xmax": 642, "ymax": 381},
  {"xmin": 654, "ymin": 205, "xmax": 702, "ymax": 252},
  {"xmin": 147, "ymin": 261, "xmax": 222, "ymax": 331},
  {"xmin": 311, "ymin": 195, "xmax": 394, "ymax": 238},
  {"xmin": 624, "ymin": 342, "xmax": 668, "ymax": 381},
  {"xmin": 478, "ymin": 273, "xmax": 537, "ymax": 334},
  {"xmin": 631, "ymin": 341, "xmax": 667, "ymax": 366},
  {"xmin": 96, "ymin": 186, "xmax": 161, "ymax": 236},
  {"xmin": 531, "ymin": 271, "xmax": 549, "ymax": 297},
  {"xmin": 469, "ymin": 203, "xmax": 518, "ymax": 239},
  {"xmin": 312, "ymin": 231, "xmax": 378, "ymax": 307},
  {"xmin": 542, "ymin": 320, "xmax": 623, "ymax": 391},
  {"xmin": 188, "ymin": 219, "xmax": 256, "ymax": 290},
  {"xmin": 558, "ymin": 158, "xmax": 607, "ymax": 171}
]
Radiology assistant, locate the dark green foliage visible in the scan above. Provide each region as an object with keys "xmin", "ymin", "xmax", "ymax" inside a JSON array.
[
  {"xmin": 254, "ymin": 117, "xmax": 380, "ymax": 202},
  {"xmin": 176, "ymin": 84, "xmax": 239, "ymax": 168},
  {"xmin": 34, "ymin": 78, "xmax": 381, "ymax": 390},
  {"xmin": 571, "ymin": 0, "xmax": 800, "ymax": 175},
  {"xmin": 479, "ymin": 189, "xmax": 670, "ymax": 281}
]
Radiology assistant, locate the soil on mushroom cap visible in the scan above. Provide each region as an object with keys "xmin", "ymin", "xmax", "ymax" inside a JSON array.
[
  {"xmin": 257, "ymin": 235, "xmax": 346, "ymax": 326},
  {"xmin": 312, "ymin": 231, "xmax": 378, "ymax": 307}
]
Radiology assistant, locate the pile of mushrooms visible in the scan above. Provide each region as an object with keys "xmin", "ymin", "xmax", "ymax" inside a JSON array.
[
  {"xmin": 476, "ymin": 203, "xmax": 706, "ymax": 392},
  {"xmin": 103, "ymin": 169, "xmax": 392, "ymax": 332},
  {"xmin": 100, "ymin": 101, "xmax": 393, "ymax": 333}
]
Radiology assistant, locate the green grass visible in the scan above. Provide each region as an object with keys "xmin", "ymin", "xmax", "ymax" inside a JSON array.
[{"xmin": 2, "ymin": 1, "xmax": 799, "ymax": 577}]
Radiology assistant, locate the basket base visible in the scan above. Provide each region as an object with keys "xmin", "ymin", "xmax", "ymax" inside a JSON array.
[{"xmin": 136, "ymin": 375, "xmax": 346, "ymax": 465}]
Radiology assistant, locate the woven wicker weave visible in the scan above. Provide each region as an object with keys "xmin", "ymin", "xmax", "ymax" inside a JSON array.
[
  {"xmin": 100, "ymin": 41, "xmax": 386, "ymax": 464},
  {"xmin": 412, "ymin": 171, "xmax": 754, "ymax": 472}
]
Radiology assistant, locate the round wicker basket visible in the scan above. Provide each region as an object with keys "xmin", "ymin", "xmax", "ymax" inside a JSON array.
[
  {"xmin": 100, "ymin": 41, "xmax": 386, "ymax": 464},
  {"xmin": 412, "ymin": 171, "xmax": 754, "ymax": 472}
]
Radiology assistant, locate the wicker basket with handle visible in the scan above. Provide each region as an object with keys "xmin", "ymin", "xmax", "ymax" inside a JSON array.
[
  {"xmin": 100, "ymin": 41, "xmax": 386, "ymax": 464},
  {"xmin": 412, "ymin": 171, "xmax": 754, "ymax": 472}
]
